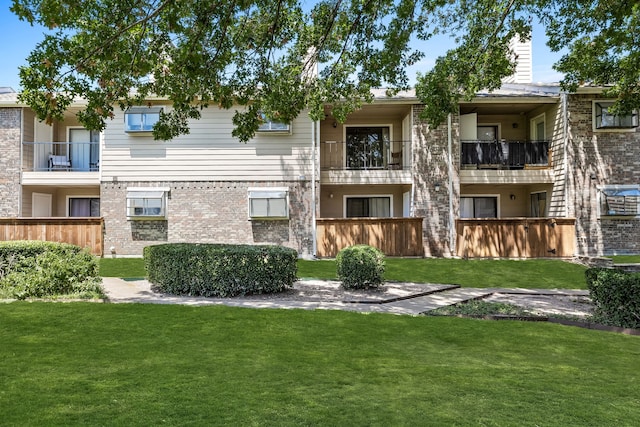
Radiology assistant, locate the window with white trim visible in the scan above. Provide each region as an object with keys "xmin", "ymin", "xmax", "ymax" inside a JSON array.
[
  {"xmin": 126, "ymin": 187, "xmax": 169, "ymax": 219},
  {"xmin": 69, "ymin": 197, "xmax": 100, "ymax": 217},
  {"xmin": 125, "ymin": 107, "xmax": 163, "ymax": 132},
  {"xmin": 460, "ymin": 196, "xmax": 498, "ymax": 218},
  {"xmin": 345, "ymin": 196, "xmax": 391, "ymax": 218},
  {"xmin": 530, "ymin": 114, "xmax": 546, "ymax": 140},
  {"xmin": 594, "ymin": 102, "xmax": 638, "ymax": 129},
  {"xmin": 600, "ymin": 186, "xmax": 640, "ymax": 216},
  {"xmin": 257, "ymin": 112, "xmax": 290, "ymax": 133},
  {"xmin": 248, "ymin": 188, "xmax": 289, "ymax": 219}
]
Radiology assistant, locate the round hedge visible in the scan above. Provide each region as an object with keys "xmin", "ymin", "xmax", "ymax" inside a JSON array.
[{"xmin": 336, "ymin": 244, "xmax": 385, "ymax": 290}]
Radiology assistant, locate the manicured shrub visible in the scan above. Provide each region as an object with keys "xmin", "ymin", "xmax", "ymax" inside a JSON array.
[
  {"xmin": 144, "ymin": 243, "xmax": 298, "ymax": 297},
  {"xmin": 0, "ymin": 241, "xmax": 101, "ymax": 299},
  {"xmin": 336, "ymin": 245, "xmax": 385, "ymax": 289},
  {"xmin": 585, "ymin": 267, "xmax": 640, "ymax": 329}
]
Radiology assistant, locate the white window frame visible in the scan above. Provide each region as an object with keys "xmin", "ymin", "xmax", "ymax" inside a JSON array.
[
  {"xmin": 460, "ymin": 194, "xmax": 501, "ymax": 218},
  {"xmin": 126, "ymin": 187, "xmax": 170, "ymax": 220},
  {"xmin": 593, "ymin": 100, "xmax": 638, "ymax": 132},
  {"xmin": 66, "ymin": 195, "xmax": 101, "ymax": 217},
  {"xmin": 124, "ymin": 107, "xmax": 163, "ymax": 133},
  {"xmin": 530, "ymin": 113, "xmax": 546, "ymax": 140},
  {"xmin": 343, "ymin": 194, "xmax": 394, "ymax": 218},
  {"xmin": 343, "ymin": 124, "xmax": 394, "ymax": 169},
  {"xmin": 476, "ymin": 123, "xmax": 502, "ymax": 141},
  {"xmin": 248, "ymin": 187, "xmax": 289, "ymax": 219},
  {"xmin": 256, "ymin": 112, "xmax": 291, "ymax": 134},
  {"xmin": 598, "ymin": 185, "xmax": 640, "ymax": 217}
]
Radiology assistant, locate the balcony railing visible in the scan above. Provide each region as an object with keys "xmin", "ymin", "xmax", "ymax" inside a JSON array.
[
  {"xmin": 320, "ymin": 140, "xmax": 410, "ymax": 171},
  {"xmin": 461, "ymin": 140, "xmax": 549, "ymax": 169},
  {"xmin": 22, "ymin": 142, "xmax": 100, "ymax": 172}
]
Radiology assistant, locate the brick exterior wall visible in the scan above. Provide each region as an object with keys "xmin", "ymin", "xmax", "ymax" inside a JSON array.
[
  {"xmin": 566, "ymin": 94, "xmax": 640, "ymax": 255},
  {"xmin": 412, "ymin": 106, "xmax": 459, "ymax": 257},
  {"xmin": 101, "ymin": 180, "xmax": 315, "ymax": 257},
  {"xmin": 0, "ymin": 108, "xmax": 21, "ymax": 217}
]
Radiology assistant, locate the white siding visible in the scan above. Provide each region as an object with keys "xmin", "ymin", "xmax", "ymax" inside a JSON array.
[
  {"xmin": 502, "ymin": 37, "xmax": 532, "ymax": 84},
  {"xmin": 102, "ymin": 106, "xmax": 314, "ymax": 181}
]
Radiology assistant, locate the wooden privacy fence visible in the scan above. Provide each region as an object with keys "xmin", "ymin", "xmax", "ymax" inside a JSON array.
[
  {"xmin": 456, "ymin": 218, "xmax": 575, "ymax": 258},
  {"xmin": 316, "ymin": 217, "xmax": 424, "ymax": 258},
  {"xmin": 0, "ymin": 218, "xmax": 104, "ymax": 256}
]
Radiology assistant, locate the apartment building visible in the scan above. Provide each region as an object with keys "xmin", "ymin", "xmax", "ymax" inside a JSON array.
[{"xmin": 1, "ymin": 84, "xmax": 639, "ymax": 258}]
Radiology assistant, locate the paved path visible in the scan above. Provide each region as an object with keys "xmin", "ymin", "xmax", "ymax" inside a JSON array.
[{"xmin": 101, "ymin": 277, "xmax": 590, "ymax": 316}]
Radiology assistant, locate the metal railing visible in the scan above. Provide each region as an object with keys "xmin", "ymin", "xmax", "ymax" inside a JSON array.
[
  {"xmin": 22, "ymin": 141, "xmax": 100, "ymax": 172},
  {"xmin": 320, "ymin": 140, "xmax": 410, "ymax": 171},
  {"xmin": 461, "ymin": 140, "xmax": 549, "ymax": 169}
]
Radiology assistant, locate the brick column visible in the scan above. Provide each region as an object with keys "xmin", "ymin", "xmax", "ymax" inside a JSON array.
[
  {"xmin": 0, "ymin": 108, "xmax": 21, "ymax": 217},
  {"xmin": 412, "ymin": 106, "xmax": 459, "ymax": 257}
]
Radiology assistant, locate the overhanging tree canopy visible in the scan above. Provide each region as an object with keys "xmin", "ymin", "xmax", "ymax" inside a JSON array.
[{"xmin": 11, "ymin": 0, "xmax": 640, "ymax": 141}]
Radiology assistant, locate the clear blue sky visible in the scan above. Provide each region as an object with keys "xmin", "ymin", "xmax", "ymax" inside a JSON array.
[{"xmin": 0, "ymin": 0, "xmax": 563, "ymax": 92}]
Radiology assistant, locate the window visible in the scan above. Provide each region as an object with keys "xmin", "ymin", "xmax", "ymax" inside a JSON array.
[
  {"xmin": 530, "ymin": 192, "xmax": 547, "ymax": 217},
  {"xmin": 345, "ymin": 196, "xmax": 391, "ymax": 218},
  {"xmin": 248, "ymin": 187, "xmax": 289, "ymax": 219},
  {"xmin": 477, "ymin": 125, "xmax": 498, "ymax": 141},
  {"xmin": 345, "ymin": 126, "xmax": 390, "ymax": 169},
  {"xmin": 530, "ymin": 114, "xmax": 545, "ymax": 140},
  {"xmin": 257, "ymin": 113, "xmax": 290, "ymax": 133},
  {"xmin": 69, "ymin": 128, "xmax": 100, "ymax": 171},
  {"xmin": 594, "ymin": 102, "xmax": 638, "ymax": 129},
  {"xmin": 126, "ymin": 187, "xmax": 169, "ymax": 219},
  {"xmin": 125, "ymin": 107, "xmax": 162, "ymax": 132},
  {"xmin": 600, "ymin": 186, "xmax": 640, "ymax": 216},
  {"xmin": 460, "ymin": 197, "xmax": 498, "ymax": 218},
  {"xmin": 69, "ymin": 198, "xmax": 100, "ymax": 217}
]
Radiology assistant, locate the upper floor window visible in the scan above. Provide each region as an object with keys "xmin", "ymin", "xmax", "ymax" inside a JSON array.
[
  {"xmin": 600, "ymin": 186, "xmax": 640, "ymax": 217},
  {"xmin": 257, "ymin": 113, "xmax": 290, "ymax": 133},
  {"xmin": 345, "ymin": 126, "xmax": 390, "ymax": 169},
  {"xmin": 594, "ymin": 102, "xmax": 638, "ymax": 130},
  {"xmin": 530, "ymin": 114, "xmax": 546, "ymax": 140},
  {"xmin": 125, "ymin": 107, "xmax": 162, "ymax": 132},
  {"xmin": 477, "ymin": 125, "xmax": 498, "ymax": 141}
]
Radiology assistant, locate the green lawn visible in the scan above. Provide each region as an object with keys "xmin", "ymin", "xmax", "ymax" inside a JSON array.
[
  {"xmin": 609, "ymin": 255, "xmax": 640, "ymax": 264},
  {"xmin": 101, "ymin": 257, "xmax": 588, "ymax": 289},
  {"xmin": 1, "ymin": 303, "xmax": 638, "ymax": 426}
]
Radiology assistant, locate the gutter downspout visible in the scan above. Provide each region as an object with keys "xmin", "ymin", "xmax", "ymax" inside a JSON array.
[
  {"xmin": 311, "ymin": 118, "xmax": 317, "ymax": 258},
  {"xmin": 447, "ymin": 113, "xmax": 455, "ymax": 256}
]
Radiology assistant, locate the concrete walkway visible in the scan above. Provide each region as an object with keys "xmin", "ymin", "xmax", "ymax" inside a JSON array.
[{"xmin": 101, "ymin": 277, "xmax": 590, "ymax": 316}]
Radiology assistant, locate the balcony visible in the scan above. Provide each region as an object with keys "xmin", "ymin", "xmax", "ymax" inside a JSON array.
[
  {"xmin": 460, "ymin": 140, "xmax": 553, "ymax": 184},
  {"xmin": 461, "ymin": 140, "xmax": 549, "ymax": 169},
  {"xmin": 320, "ymin": 140, "xmax": 411, "ymax": 185},
  {"xmin": 21, "ymin": 141, "xmax": 100, "ymax": 185}
]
